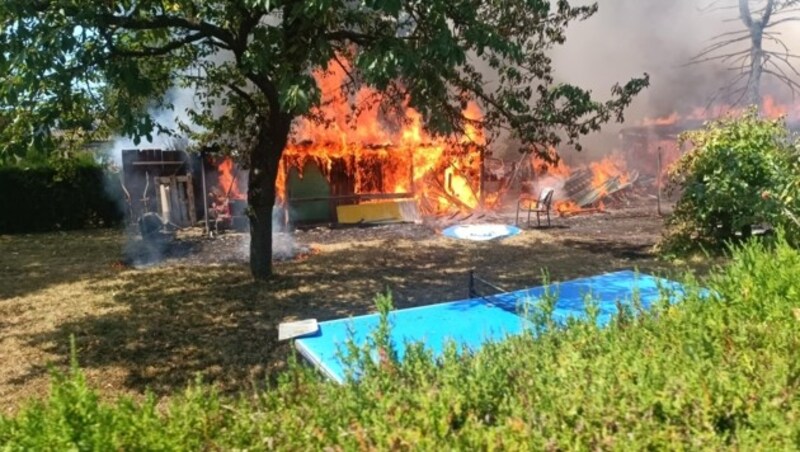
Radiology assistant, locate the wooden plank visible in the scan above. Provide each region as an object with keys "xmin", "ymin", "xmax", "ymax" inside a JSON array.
[{"xmin": 336, "ymin": 200, "xmax": 419, "ymax": 224}]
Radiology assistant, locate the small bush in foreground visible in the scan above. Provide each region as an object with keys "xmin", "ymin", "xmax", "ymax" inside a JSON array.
[{"xmin": 2, "ymin": 236, "xmax": 800, "ymax": 449}]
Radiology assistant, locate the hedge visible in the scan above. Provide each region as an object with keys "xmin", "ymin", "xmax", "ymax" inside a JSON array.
[{"xmin": 0, "ymin": 162, "xmax": 124, "ymax": 233}]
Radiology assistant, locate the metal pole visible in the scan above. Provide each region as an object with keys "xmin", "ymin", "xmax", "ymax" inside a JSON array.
[
  {"xmin": 479, "ymin": 146, "xmax": 486, "ymax": 208},
  {"xmin": 468, "ymin": 269, "xmax": 475, "ymax": 298}
]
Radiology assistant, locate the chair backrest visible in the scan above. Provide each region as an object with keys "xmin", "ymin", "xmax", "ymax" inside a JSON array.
[{"xmin": 538, "ymin": 187, "xmax": 555, "ymax": 208}]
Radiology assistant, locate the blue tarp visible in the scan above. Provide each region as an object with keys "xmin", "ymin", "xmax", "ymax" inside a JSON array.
[{"xmin": 295, "ymin": 270, "xmax": 693, "ymax": 383}]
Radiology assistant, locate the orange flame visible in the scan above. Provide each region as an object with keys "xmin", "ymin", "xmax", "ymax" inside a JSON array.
[
  {"xmin": 217, "ymin": 158, "xmax": 245, "ymax": 199},
  {"xmin": 277, "ymin": 58, "xmax": 484, "ymax": 215},
  {"xmin": 589, "ymin": 154, "xmax": 629, "ymax": 194},
  {"xmin": 534, "ymin": 152, "xmax": 631, "ymax": 215},
  {"xmin": 641, "ymin": 95, "xmax": 800, "ymax": 127}
]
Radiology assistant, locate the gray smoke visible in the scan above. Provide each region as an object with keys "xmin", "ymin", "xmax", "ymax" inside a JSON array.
[{"xmin": 550, "ymin": 0, "xmax": 800, "ymax": 159}]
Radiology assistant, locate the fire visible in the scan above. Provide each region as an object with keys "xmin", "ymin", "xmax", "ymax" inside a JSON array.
[
  {"xmin": 589, "ymin": 154, "xmax": 630, "ymax": 195},
  {"xmin": 642, "ymin": 112, "xmax": 680, "ymax": 127},
  {"xmin": 633, "ymin": 95, "xmax": 800, "ymax": 183},
  {"xmin": 272, "ymin": 58, "xmax": 485, "ymax": 215},
  {"xmin": 761, "ymin": 95, "xmax": 800, "ymax": 119},
  {"xmin": 217, "ymin": 157, "xmax": 245, "ymax": 199},
  {"xmin": 641, "ymin": 95, "xmax": 800, "ymax": 127},
  {"xmin": 556, "ymin": 200, "xmax": 581, "ymax": 214},
  {"xmin": 530, "ymin": 152, "xmax": 571, "ymax": 179},
  {"xmin": 532, "ymin": 151, "xmax": 632, "ymax": 216}
]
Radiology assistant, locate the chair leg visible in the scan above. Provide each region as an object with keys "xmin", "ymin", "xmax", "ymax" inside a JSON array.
[
  {"xmin": 547, "ymin": 210, "xmax": 551, "ymax": 227},
  {"xmin": 527, "ymin": 205, "xmax": 532, "ymax": 227},
  {"xmin": 515, "ymin": 201, "xmax": 521, "ymax": 226},
  {"xmin": 536, "ymin": 211, "xmax": 541, "ymax": 228}
]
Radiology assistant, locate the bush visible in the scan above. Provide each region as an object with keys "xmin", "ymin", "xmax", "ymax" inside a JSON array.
[
  {"xmin": 660, "ymin": 109, "xmax": 800, "ymax": 254},
  {"xmin": 3, "ymin": 237, "xmax": 800, "ymax": 449},
  {"xmin": 777, "ymin": 146, "xmax": 800, "ymax": 244},
  {"xmin": 0, "ymin": 158, "xmax": 124, "ymax": 233}
]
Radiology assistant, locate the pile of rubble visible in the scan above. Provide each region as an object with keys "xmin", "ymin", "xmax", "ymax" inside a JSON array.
[{"xmin": 562, "ymin": 169, "xmax": 641, "ymax": 209}]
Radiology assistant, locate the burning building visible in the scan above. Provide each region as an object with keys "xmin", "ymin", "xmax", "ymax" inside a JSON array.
[
  {"xmin": 274, "ymin": 61, "xmax": 488, "ymax": 226},
  {"xmin": 122, "ymin": 67, "xmax": 800, "ymax": 230}
]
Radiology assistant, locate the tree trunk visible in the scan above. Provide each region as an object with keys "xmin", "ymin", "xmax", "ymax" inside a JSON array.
[
  {"xmin": 248, "ymin": 114, "xmax": 293, "ymax": 280},
  {"xmin": 747, "ymin": 24, "xmax": 764, "ymax": 109},
  {"xmin": 740, "ymin": 0, "xmax": 774, "ymax": 111}
]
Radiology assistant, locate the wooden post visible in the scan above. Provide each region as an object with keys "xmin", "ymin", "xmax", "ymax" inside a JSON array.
[
  {"xmin": 200, "ymin": 152, "xmax": 209, "ymax": 234},
  {"xmin": 657, "ymin": 147, "xmax": 663, "ymax": 217}
]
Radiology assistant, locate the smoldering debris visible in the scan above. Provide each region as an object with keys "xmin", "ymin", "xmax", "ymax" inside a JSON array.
[{"xmin": 121, "ymin": 229, "xmax": 313, "ymax": 268}]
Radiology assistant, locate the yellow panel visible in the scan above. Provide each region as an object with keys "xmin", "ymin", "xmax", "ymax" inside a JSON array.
[{"xmin": 336, "ymin": 201, "xmax": 416, "ymax": 224}]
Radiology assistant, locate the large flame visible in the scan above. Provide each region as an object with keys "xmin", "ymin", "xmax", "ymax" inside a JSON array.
[
  {"xmin": 275, "ymin": 59, "xmax": 484, "ymax": 215},
  {"xmin": 589, "ymin": 154, "xmax": 630, "ymax": 194},
  {"xmin": 221, "ymin": 65, "xmax": 800, "ymax": 219}
]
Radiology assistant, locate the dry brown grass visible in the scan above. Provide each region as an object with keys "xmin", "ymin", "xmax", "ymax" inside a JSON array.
[{"xmin": 0, "ymin": 211, "xmax": 713, "ymax": 414}]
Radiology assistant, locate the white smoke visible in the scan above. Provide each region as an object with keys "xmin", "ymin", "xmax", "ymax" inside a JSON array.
[{"xmin": 106, "ymin": 86, "xmax": 199, "ymax": 165}]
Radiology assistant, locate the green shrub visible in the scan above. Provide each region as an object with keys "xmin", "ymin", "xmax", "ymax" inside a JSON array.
[
  {"xmin": 777, "ymin": 146, "xmax": 800, "ymax": 244},
  {"xmin": 3, "ymin": 237, "xmax": 800, "ymax": 449},
  {"xmin": 661, "ymin": 109, "xmax": 800, "ymax": 254},
  {"xmin": 0, "ymin": 158, "xmax": 123, "ymax": 233}
]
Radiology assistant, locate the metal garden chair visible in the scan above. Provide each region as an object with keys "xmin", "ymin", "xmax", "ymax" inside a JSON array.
[{"xmin": 515, "ymin": 187, "xmax": 554, "ymax": 228}]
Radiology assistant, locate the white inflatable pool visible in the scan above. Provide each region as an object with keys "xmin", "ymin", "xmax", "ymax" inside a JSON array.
[{"xmin": 441, "ymin": 224, "xmax": 522, "ymax": 241}]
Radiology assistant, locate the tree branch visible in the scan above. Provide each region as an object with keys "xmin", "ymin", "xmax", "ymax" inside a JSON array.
[
  {"xmin": 228, "ymin": 83, "xmax": 259, "ymax": 112},
  {"xmin": 324, "ymin": 30, "xmax": 377, "ymax": 45},
  {"xmin": 765, "ymin": 16, "xmax": 800, "ymax": 26},
  {"xmin": 762, "ymin": 0, "xmax": 777, "ymax": 24},
  {"xmin": 106, "ymin": 32, "xmax": 210, "ymax": 57},
  {"xmin": 739, "ymin": 0, "xmax": 754, "ymax": 28},
  {"xmin": 101, "ymin": 13, "xmax": 236, "ymax": 49}
]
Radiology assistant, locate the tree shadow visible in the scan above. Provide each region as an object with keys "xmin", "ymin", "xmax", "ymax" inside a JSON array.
[
  {"xmin": 0, "ymin": 229, "xmax": 125, "ymax": 300},
  {"xmin": 14, "ymin": 230, "xmax": 685, "ymax": 399},
  {"xmin": 560, "ymin": 238, "xmax": 655, "ymax": 260}
]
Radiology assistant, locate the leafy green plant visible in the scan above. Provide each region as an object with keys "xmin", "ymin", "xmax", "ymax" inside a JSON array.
[
  {"xmin": 775, "ymin": 143, "xmax": 800, "ymax": 244},
  {"xmin": 661, "ymin": 109, "xmax": 799, "ymax": 254}
]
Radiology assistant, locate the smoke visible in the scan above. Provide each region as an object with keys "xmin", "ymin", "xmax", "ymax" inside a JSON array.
[
  {"xmin": 549, "ymin": 0, "xmax": 800, "ymax": 159},
  {"xmin": 105, "ymin": 86, "xmax": 199, "ymax": 166}
]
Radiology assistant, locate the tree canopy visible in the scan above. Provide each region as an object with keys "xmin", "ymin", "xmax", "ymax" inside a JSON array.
[{"xmin": 0, "ymin": 0, "xmax": 648, "ymax": 279}]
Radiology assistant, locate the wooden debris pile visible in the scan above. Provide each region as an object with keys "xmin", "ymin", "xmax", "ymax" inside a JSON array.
[{"xmin": 559, "ymin": 169, "xmax": 640, "ymax": 215}]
